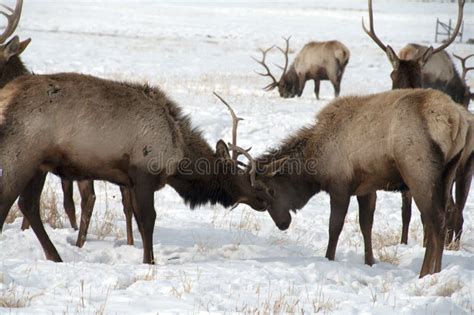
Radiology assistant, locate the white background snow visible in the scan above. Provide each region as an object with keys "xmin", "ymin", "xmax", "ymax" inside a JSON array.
[{"xmin": 0, "ymin": 0, "xmax": 473, "ymax": 313}]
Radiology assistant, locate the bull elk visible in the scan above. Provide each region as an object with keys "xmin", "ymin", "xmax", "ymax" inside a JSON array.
[
  {"xmin": 452, "ymin": 53, "xmax": 474, "ymax": 106},
  {"xmin": 247, "ymin": 89, "xmax": 473, "ymax": 278},
  {"xmin": 398, "ymin": 43, "xmax": 471, "ymax": 107},
  {"xmin": 254, "ymin": 37, "xmax": 350, "ymax": 100},
  {"xmin": 0, "ymin": 72, "xmax": 268, "ymax": 263},
  {"xmin": 0, "ymin": 0, "xmax": 134, "ymax": 248},
  {"xmin": 363, "ymin": 0, "xmax": 472, "ymax": 247}
]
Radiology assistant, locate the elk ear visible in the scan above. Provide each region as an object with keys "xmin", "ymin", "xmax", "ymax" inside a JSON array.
[
  {"xmin": 417, "ymin": 46, "xmax": 433, "ymax": 68},
  {"xmin": 386, "ymin": 45, "xmax": 400, "ymax": 70},
  {"xmin": 216, "ymin": 140, "xmax": 231, "ymax": 159},
  {"xmin": 3, "ymin": 36, "xmax": 30, "ymax": 60},
  {"xmin": 262, "ymin": 157, "xmax": 289, "ymax": 177}
]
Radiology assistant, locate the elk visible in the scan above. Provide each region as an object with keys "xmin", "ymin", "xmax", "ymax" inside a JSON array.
[
  {"xmin": 247, "ymin": 88, "xmax": 473, "ymax": 278},
  {"xmin": 0, "ymin": 72, "xmax": 268, "ymax": 263},
  {"xmin": 254, "ymin": 37, "xmax": 350, "ymax": 99},
  {"xmin": 452, "ymin": 53, "xmax": 474, "ymax": 106},
  {"xmin": 399, "ymin": 43, "xmax": 471, "ymax": 107},
  {"xmin": 0, "ymin": 0, "xmax": 135, "ymax": 248},
  {"xmin": 363, "ymin": 0, "xmax": 472, "ymax": 247}
]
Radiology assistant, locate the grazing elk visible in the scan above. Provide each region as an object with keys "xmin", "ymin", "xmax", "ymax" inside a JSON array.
[
  {"xmin": 363, "ymin": 0, "xmax": 472, "ymax": 247},
  {"xmin": 0, "ymin": 0, "xmax": 135, "ymax": 248},
  {"xmin": 254, "ymin": 37, "xmax": 350, "ymax": 99},
  {"xmin": 247, "ymin": 88, "xmax": 473, "ymax": 278},
  {"xmin": 0, "ymin": 72, "xmax": 269, "ymax": 263}
]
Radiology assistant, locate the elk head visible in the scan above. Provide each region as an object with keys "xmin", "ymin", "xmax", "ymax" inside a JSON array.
[
  {"xmin": 362, "ymin": 0, "xmax": 465, "ymax": 89},
  {"xmin": 253, "ymin": 36, "xmax": 297, "ymax": 98},
  {"xmin": 0, "ymin": 0, "xmax": 30, "ymax": 74},
  {"xmin": 453, "ymin": 53, "xmax": 474, "ymax": 106},
  {"xmin": 212, "ymin": 93, "xmax": 273, "ymax": 211}
]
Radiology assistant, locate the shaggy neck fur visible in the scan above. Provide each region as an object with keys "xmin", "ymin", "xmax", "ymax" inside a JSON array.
[
  {"xmin": 0, "ymin": 56, "xmax": 29, "ymax": 88},
  {"xmin": 162, "ymin": 99, "xmax": 235, "ymax": 209}
]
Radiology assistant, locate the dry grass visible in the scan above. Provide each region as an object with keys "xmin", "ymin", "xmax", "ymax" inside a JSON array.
[
  {"xmin": 40, "ymin": 185, "xmax": 67, "ymax": 229},
  {"xmin": 5, "ymin": 203, "xmax": 22, "ymax": 225},
  {"xmin": 169, "ymin": 271, "xmax": 197, "ymax": 299},
  {"xmin": 134, "ymin": 266, "xmax": 159, "ymax": 282},
  {"xmin": 0, "ymin": 283, "xmax": 33, "ymax": 308},
  {"xmin": 92, "ymin": 183, "xmax": 122, "ymax": 240},
  {"xmin": 372, "ymin": 225, "xmax": 402, "ymax": 266},
  {"xmin": 235, "ymin": 282, "xmax": 337, "ymax": 314}
]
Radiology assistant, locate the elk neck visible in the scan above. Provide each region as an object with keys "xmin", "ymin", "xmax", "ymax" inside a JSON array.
[
  {"xmin": 166, "ymin": 125, "xmax": 237, "ymax": 209},
  {"xmin": 0, "ymin": 55, "xmax": 29, "ymax": 88}
]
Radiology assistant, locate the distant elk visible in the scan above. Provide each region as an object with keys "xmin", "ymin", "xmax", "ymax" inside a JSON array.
[
  {"xmin": 399, "ymin": 43, "xmax": 472, "ymax": 107},
  {"xmin": 247, "ymin": 88, "xmax": 473, "ymax": 278},
  {"xmin": 0, "ymin": 0, "xmax": 134, "ymax": 248},
  {"xmin": 452, "ymin": 53, "xmax": 474, "ymax": 106},
  {"xmin": 363, "ymin": 0, "xmax": 472, "ymax": 247},
  {"xmin": 254, "ymin": 37, "xmax": 350, "ymax": 99}
]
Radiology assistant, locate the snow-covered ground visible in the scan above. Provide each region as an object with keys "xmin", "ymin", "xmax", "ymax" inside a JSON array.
[{"xmin": 1, "ymin": 0, "xmax": 473, "ymax": 313}]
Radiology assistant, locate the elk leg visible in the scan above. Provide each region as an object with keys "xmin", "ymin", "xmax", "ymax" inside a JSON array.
[
  {"xmin": 61, "ymin": 179, "xmax": 78, "ymax": 230},
  {"xmin": 400, "ymin": 190, "xmax": 412, "ymax": 244},
  {"xmin": 325, "ymin": 191, "xmax": 350, "ymax": 261},
  {"xmin": 313, "ymin": 79, "xmax": 320, "ymax": 100},
  {"xmin": 18, "ymin": 172, "xmax": 62, "ymax": 262},
  {"xmin": 332, "ymin": 79, "xmax": 341, "ymax": 98},
  {"xmin": 357, "ymin": 193, "xmax": 377, "ymax": 266},
  {"xmin": 130, "ymin": 176, "xmax": 157, "ymax": 264},
  {"xmin": 451, "ymin": 154, "xmax": 473, "ymax": 245},
  {"xmin": 18, "ymin": 194, "xmax": 30, "ymax": 230},
  {"xmin": 120, "ymin": 186, "xmax": 134, "ymax": 246},
  {"xmin": 297, "ymin": 74, "xmax": 306, "ymax": 97},
  {"xmin": 75, "ymin": 180, "xmax": 96, "ymax": 248}
]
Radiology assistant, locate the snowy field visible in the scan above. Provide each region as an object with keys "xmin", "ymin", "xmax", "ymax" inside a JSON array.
[{"xmin": 1, "ymin": 0, "xmax": 474, "ymax": 313}]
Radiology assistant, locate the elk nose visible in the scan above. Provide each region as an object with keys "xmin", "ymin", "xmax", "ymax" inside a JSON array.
[{"xmin": 277, "ymin": 221, "xmax": 291, "ymax": 231}]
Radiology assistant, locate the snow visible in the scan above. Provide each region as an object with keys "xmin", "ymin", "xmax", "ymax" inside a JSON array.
[{"xmin": 1, "ymin": 0, "xmax": 473, "ymax": 313}]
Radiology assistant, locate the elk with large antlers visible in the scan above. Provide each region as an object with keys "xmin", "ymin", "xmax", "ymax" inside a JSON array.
[
  {"xmin": 0, "ymin": 0, "xmax": 137, "ymax": 248},
  {"xmin": 363, "ymin": 0, "xmax": 472, "ymax": 247},
  {"xmin": 0, "ymin": 71, "xmax": 268, "ymax": 263},
  {"xmin": 398, "ymin": 44, "xmax": 471, "ymax": 107},
  {"xmin": 254, "ymin": 37, "xmax": 350, "ymax": 99},
  {"xmin": 248, "ymin": 88, "xmax": 473, "ymax": 278}
]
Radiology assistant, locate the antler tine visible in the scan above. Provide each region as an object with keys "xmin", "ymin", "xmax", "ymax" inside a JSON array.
[
  {"xmin": 276, "ymin": 36, "xmax": 291, "ymax": 80},
  {"xmin": 362, "ymin": 0, "xmax": 388, "ymax": 53},
  {"xmin": 213, "ymin": 92, "xmax": 243, "ymax": 161},
  {"xmin": 453, "ymin": 53, "xmax": 474, "ymax": 81},
  {"xmin": 432, "ymin": 0, "xmax": 465, "ymax": 55},
  {"xmin": 252, "ymin": 46, "xmax": 279, "ymax": 90},
  {"xmin": 229, "ymin": 144, "xmax": 257, "ymax": 187},
  {"xmin": 0, "ymin": 0, "xmax": 23, "ymax": 44}
]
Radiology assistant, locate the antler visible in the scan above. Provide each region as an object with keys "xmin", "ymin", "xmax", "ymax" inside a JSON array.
[
  {"xmin": 432, "ymin": 0, "xmax": 465, "ymax": 55},
  {"xmin": 213, "ymin": 92, "xmax": 257, "ymax": 187},
  {"xmin": 253, "ymin": 46, "xmax": 279, "ymax": 91},
  {"xmin": 453, "ymin": 53, "xmax": 474, "ymax": 81},
  {"xmin": 229, "ymin": 144, "xmax": 256, "ymax": 187},
  {"xmin": 0, "ymin": 0, "xmax": 23, "ymax": 44},
  {"xmin": 362, "ymin": 0, "xmax": 387, "ymax": 53},
  {"xmin": 213, "ymin": 92, "xmax": 244, "ymax": 160},
  {"xmin": 275, "ymin": 36, "xmax": 291, "ymax": 81}
]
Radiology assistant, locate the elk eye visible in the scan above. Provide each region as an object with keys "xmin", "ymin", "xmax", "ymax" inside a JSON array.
[{"xmin": 268, "ymin": 188, "xmax": 275, "ymax": 197}]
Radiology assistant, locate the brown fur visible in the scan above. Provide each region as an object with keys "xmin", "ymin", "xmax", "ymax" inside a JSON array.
[
  {"xmin": 280, "ymin": 41, "xmax": 350, "ymax": 99},
  {"xmin": 0, "ymin": 73, "xmax": 268, "ymax": 263},
  {"xmin": 253, "ymin": 89, "xmax": 472, "ymax": 277}
]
